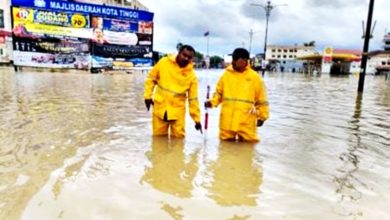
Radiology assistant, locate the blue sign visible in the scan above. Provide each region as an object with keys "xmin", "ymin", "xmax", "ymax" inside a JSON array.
[
  {"xmin": 102, "ymin": 18, "xmax": 138, "ymax": 32},
  {"xmin": 11, "ymin": 0, "xmax": 154, "ymax": 21}
]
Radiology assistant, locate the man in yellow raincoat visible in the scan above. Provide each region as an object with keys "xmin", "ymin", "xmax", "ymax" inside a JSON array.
[
  {"xmin": 205, "ymin": 48, "xmax": 269, "ymax": 142},
  {"xmin": 144, "ymin": 45, "xmax": 202, "ymax": 138}
]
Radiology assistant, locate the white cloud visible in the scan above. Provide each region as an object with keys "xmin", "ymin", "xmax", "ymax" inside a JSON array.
[{"xmin": 141, "ymin": 0, "xmax": 389, "ymax": 56}]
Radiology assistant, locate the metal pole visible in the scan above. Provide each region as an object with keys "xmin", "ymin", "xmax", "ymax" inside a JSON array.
[
  {"xmin": 207, "ymin": 35, "xmax": 209, "ymax": 57},
  {"xmin": 263, "ymin": 1, "xmax": 271, "ymax": 59},
  {"xmin": 358, "ymin": 0, "xmax": 375, "ymax": 93},
  {"xmin": 261, "ymin": 1, "xmax": 272, "ymax": 76},
  {"xmin": 249, "ymin": 29, "xmax": 254, "ymax": 55}
]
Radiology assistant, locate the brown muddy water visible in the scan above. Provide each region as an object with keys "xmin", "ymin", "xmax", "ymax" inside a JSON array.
[{"xmin": 0, "ymin": 67, "xmax": 389, "ymax": 220}]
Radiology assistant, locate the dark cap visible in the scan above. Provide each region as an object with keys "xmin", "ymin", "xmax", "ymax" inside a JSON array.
[{"xmin": 232, "ymin": 48, "xmax": 250, "ymax": 60}]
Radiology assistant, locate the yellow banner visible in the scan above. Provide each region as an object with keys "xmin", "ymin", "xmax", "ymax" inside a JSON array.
[
  {"xmin": 13, "ymin": 7, "xmax": 89, "ymax": 28},
  {"xmin": 13, "ymin": 21, "xmax": 92, "ymax": 38}
]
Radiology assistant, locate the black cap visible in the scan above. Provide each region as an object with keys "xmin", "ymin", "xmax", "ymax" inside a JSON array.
[{"xmin": 232, "ymin": 48, "xmax": 250, "ymax": 60}]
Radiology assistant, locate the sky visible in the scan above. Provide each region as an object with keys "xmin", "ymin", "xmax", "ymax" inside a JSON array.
[{"xmin": 140, "ymin": 0, "xmax": 390, "ymax": 56}]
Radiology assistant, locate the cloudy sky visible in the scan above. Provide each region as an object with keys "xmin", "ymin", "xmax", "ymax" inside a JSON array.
[{"xmin": 140, "ymin": 0, "xmax": 389, "ymax": 56}]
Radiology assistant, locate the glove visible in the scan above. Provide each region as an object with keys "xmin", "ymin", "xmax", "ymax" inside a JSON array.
[
  {"xmin": 195, "ymin": 122, "xmax": 203, "ymax": 134},
  {"xmin": 257, "ymin": 120, "xmax": 264, "ymax": 127},
  {"xmin": 204, "ymin": 101, "xmax": 212, "ymax": 108},
  {"xmin": 144, "ymin": 99, "xmax": 154, "ymax": 111}
]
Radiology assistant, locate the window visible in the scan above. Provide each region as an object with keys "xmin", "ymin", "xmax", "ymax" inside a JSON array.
[{"xmin": 0, "ymin": 9, "xmax": 4, "ymax": 28}]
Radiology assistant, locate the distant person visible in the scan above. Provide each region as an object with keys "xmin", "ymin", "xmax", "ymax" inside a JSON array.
[
  {"xmin": 144, "ymin": 45, "xmax": 202, "ymax": 138},
  {"xmin": 205, "ymin": 48, "xmax": 269, "ymax": 142}
]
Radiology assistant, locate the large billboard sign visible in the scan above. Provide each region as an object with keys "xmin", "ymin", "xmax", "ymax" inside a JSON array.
[
  {"xmin": 11, "ymin": 0, "xmax": 153, "ymax": 21},
  {"xmin": 11, "ymin": 0, "xmax": 154, "ymax": 70}
]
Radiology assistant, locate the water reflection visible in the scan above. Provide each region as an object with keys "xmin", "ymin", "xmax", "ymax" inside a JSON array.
[
  {"xmin": 333, "ymin": 94, "xmax": 363, "ymax": 217},
  {"xmin": 141, "ymin": 137, "xmax": 199, "ymax": 198},
  {"xmin": 204, "ymin": 141, "xmax": 262, "ymax": 206}
]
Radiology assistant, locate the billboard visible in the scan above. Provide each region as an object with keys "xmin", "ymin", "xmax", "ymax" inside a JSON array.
[
  {"xmin": 11, "ymin": 0, "xmax": 154, "ymax": 70},
  {"xmin": 11, "ymin": 0, "xmax": 153, "ymax": 21}
]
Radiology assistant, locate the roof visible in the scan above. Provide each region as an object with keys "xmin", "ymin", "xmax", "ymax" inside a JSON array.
[{"xmin": 296, "ymin": 53, "xmax": 361, "ymax": 62}]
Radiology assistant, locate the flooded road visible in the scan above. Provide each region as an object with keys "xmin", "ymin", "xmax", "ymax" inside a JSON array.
[{"xmin": 0, "ymin": 67, "xmax": 389, "ymax": 220}]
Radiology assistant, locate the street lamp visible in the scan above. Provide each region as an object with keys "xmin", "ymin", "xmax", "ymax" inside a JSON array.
[{"xmin": 251, "ymin": 1, "xmax": 286, "ymax": 74}]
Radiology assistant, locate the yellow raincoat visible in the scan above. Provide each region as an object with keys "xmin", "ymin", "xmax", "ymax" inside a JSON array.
[
  {"xmin": 144, "ymin": 55, "xmax": 201, "ymax": 137},
  {"xmin": 209, "ymin": 65, "xmax": 269, "ymax": 142}
]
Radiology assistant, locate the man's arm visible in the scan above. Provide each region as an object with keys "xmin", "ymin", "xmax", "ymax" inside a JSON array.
[
  {"xmin": 188, "ymin": 76, "xmax": 201, "ymax": 123},
  {"xmin": 255, "ymin": 77, "xmax": 270, "ymax": 123},
  {"xmin": 143, "ymin": 61, "xmax": 161, "ymax": 110},
  {"xmin": 207, "ymin": 75, "xmax": 224, "ymax": 107}
]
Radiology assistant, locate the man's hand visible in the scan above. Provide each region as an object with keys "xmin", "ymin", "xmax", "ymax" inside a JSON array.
[
  {"xmin": 195, "ymin": 122, "xmax": 203, "ymax": 134},
  {"xmin": 144, "ymin": 99, "xmax": 154, "ymax": 111},
  {"xmin": 204, "ymin": 101, "xmax": 212, "ymax": 108},
  {"xmin": 257, "ymin": 120, "xmax": 264, "ymax": 127}
]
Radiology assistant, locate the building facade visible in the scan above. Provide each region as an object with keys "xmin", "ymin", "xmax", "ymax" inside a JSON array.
[
  {"xmin": 266, "ymin": 45, "xmax": 317, "ymax": 72},
  {"xmin": 0, "ymin": 0, "xmax": 12, "ymax": 63},
  {"xmin": 384, "ymin": 33, "xmax": 390, "ymax": 51}
]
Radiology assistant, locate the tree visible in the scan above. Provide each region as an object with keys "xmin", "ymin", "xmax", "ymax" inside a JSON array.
[{"xmin": 210, "ymin": 55, "xmax": 224, "ymax": 68}]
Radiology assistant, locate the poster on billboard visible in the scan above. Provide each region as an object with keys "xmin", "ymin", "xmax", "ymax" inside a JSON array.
[
  {"xmin": 13, "ymin": 36, "xmax": 90, "ymax": 53},
  {"xmin": 13, "ymin": 7, "xmax": 92, "ymax": 39},
  {"xmin": 13, "ymin": 21, "xmax": 93, "ymax": 39},
  {"xmin": 92, "ymin": 55, "xmax": 152, "ymax": 69},
  {"xmin": 138, "ymin": 21, "xmax": 152, "ymax": 34},
  {"xmin": 92, "ymin": 44, "xmax": 151, "ymax": 59},
  {"xmin": 13, "ymin": 7, "xmax": 89, "ymax": 28},
  {"xmin": 101, "ymin": 17, "xmax": 138, "ymax": 32},
  {"xmin": 13, "ymin": 51, "xmax": 90, "ymax": 69},
  {"xmin": 92, "ymin": 29, "xmax": 138, "ymax": 46}
]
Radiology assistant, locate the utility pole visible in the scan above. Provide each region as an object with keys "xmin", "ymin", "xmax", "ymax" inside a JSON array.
[
  {"xmin": 249, "ymin": 29, "xmax": 254, "ymax": 55},
  {"xmin": 358, "ymin": 0, "xmax": 375, "ymax": 93},
  {"xmin": 251, "ymin": 1, "xmax": 286, "ymax": 76}
]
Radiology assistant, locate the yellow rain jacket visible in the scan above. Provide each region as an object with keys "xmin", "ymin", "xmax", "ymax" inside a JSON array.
[
  {"xmin": 144, "ymin": 54, "xmax": 201, "ymax": 124},
  {"xmin": 209, "ymin": 65, "xmax": 269, "ymax": 141}
]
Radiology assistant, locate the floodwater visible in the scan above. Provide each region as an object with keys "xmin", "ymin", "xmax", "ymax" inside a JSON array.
[{"xmin": 0, "ymin": 67, "xmax": 389, "ymax": 220}]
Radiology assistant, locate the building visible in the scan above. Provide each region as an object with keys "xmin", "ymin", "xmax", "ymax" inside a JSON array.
[
  {"xmin": 384, "ymin": 33, "xmax": 390, "ymax": 51},
  {"xmin": 266, "ymin": 44, "xmax": 317, "ymax": 72},
  {"xmin": 0, "ymin": 0, "xmax": 12, "ymax": 63}
]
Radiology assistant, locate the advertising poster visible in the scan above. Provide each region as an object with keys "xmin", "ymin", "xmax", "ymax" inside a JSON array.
[
  {"xmin": 92, "ymin": 44, "xmax": 151, "ymax": 59},
  {"xmin": 92, "ymin": 56, "xmax": 152, "ymax": 69},
  {"xmin": 13, "ymin": 36, "xmax": 89, "ymax": 53},
  {"xmin": 13, "ymin": 51, "xmax": 90, "ymax": 69},
  {"xmin": 101, "ymin": 17, "xmax": 138, "ymax": 32},
  {"xmin": 13, "ymin": 7, "xmax": 89, "ymax": 28},
  {"xmin": 92, "ymin": 29, "xmax": 138, "ymax": 46},
  {"xmin": 13, "ymin": 8, "xmax": 92, "ymax": 39}
]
